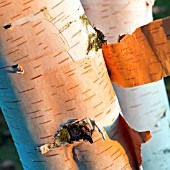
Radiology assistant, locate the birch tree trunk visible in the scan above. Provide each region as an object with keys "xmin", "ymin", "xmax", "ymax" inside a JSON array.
[
  {"xmin": 0, "ymin": 0, "xmax": 151, "ymax": 169},
  {"xmin": 81, "ymin": 0, "xmax": 170, "ymax": 169}
]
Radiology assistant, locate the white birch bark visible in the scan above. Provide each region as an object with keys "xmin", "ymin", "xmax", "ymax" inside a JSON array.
[
  {"xmin": 81, "ymin": 0, "xmax": 170, "ymax": 169},
  {"xmin": 0, "ymin": 0, "xmax": 150, "ymax": 169}
]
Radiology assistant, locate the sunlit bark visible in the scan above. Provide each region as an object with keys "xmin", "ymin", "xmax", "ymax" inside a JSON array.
[{"xmin": 0, "ymin": 0, "xmax": 150, "ymax": 169}]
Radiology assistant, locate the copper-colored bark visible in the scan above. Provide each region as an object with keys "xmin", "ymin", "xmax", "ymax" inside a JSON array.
[
  {"xmin": 103, "ymin": 17, "xmax": 170, "ymax": 87},
  {"xmin": 108, "ymin": 115, "xmax": 151, "ymax": 168}
]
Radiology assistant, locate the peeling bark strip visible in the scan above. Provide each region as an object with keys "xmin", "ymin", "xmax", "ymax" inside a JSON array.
[
  {"xmin": 102, "ymin": 17, "xmax": 170, "ymax": 88},
  {"xmin": 115, "ymin": 115, "xmax": 151, "ymax": 166}
]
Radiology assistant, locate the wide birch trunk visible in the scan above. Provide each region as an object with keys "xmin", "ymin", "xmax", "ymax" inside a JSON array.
[
  {"xmin": 0, "ymin": 0, "xmax": 151, "ymax": 169},
  {"xmin": 80, "ymin": 0, "xmax": 170, "ymax": 169}
]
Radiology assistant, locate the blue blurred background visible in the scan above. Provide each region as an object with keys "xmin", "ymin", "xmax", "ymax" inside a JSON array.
[{"xmin": 0, "ymin": 0, "xmax": 170, "ymax": 169}]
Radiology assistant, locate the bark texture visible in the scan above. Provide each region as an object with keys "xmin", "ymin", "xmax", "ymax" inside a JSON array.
[
  {"xmin": 81, "ymin": 0, "xmax": 170, "ymax": 169},
  {"xmin": 0, "ymin": 0, "xmax": 150, "ymax": 169}
]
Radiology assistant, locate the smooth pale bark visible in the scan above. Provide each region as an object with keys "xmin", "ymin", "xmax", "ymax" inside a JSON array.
[
  {"xmin": 0, "ymin": 0, "xmax": 151, "ymax": 169},
  {"xmin": 81, "ymin": 0, "xmax": 170, "ymax": 169}
]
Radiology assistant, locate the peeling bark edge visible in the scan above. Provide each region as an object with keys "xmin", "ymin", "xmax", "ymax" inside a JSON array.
[{"xmin": 103, "ymin": 17, "xmax": 170, "ymax": 88}]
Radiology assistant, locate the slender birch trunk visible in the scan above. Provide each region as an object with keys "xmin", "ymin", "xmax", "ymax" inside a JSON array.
[
  {"xmin": 0, "ymin": 0, "xmax": 151, "ymax": 169},
  {"xmin": 81, "ymin": 0, "xmax": 170, "ymax": 169}
]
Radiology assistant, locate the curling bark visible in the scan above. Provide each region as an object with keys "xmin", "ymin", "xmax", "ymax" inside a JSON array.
[
  {"xmin": 0, "ymin": 0, "xmax": 150, "ymax": 170},
  {"xmin": 81, "ymin": 0, "xmax": 170, "ymax": 169}
]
